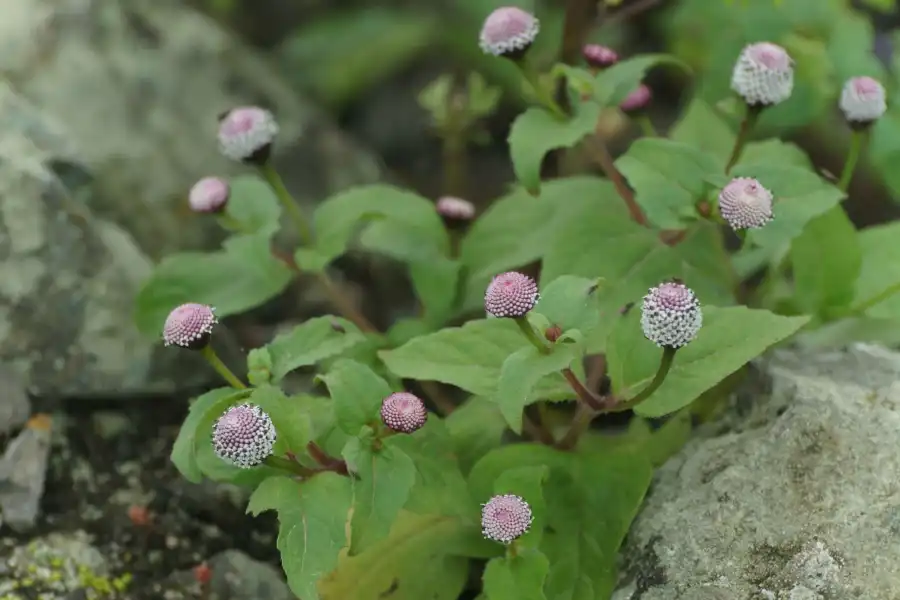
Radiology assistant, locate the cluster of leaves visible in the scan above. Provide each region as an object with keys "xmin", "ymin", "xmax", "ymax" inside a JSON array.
[{"xmin": 135, "ymin": 6, "xmax": 900, "ymax": 600}]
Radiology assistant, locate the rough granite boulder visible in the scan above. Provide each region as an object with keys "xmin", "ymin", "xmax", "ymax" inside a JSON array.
[
  {"xmin": 0, "ymin": 0, "xmax": 382, "ymax": 398},
  {"xmin": 614, "ymin": 344, "xmax": 900, "ymax": 600}
]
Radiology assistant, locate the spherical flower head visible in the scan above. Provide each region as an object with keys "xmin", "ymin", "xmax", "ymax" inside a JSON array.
[
  {"xmin": 485, "ymin": 271, "xmax": 539, "ymax": 318},
  {"xmin": 479, "ymin": 7, "xmax": 539, "ymax": 59},
  {"xmin": 380, "ymin": 392, "xmax": 428, "ymax": 434},
  {"xmin": 217, "ymin": 106, "xmax": 278, "ymax": 164},
  {"xmin": 162, "ymin": 303, "xmax": 217, "ymax": 349},
  {"xmin": 212, "ymin": 403, "xmax": 276, "ymax": 469},
  {"xmin": 840, "ymin": 76, "xmax": 886, "ymax": 126},
  {"xmin": 481, "ymin": 494, "xmax": 533, "ymax": 544},
  {"xmin": 730, "ymin": 42, "xmax": 794, "ymax": 107},
  {"xmin": 583, "ymin": 44, "xmax": 618, "ymax": 69},
  {"xmin": 620, "ymin": 84, "xmax": 652, "ymax": 114},
  {"xmin": 436, "ymin": 196, "xmax": 476, "ymax": 230},
  {"xmin": 718, "ymin": 177, "xmax": 774, "ymax": 231},
  {"xmin": 640, "ymin": 282, "xmax": 702, "ymax": 349},
  {"xmin": 189, "ymin": 177, "xmax": 230, "ymax": 214}
]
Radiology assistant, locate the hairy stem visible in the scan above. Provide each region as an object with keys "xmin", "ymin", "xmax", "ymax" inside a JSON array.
[
  {"xmin": 562, "ymin": 368, "xmax": 603, "ymax": 411},
  {"xmin": 588, "ymin": 138, "xmax": 646, "ymax": 225},
  {"xmin": 838, "ymin": 129, "xmax": 866, "ymax": 192},
  {"xmin": 556, "ymin": 404, "xmax": 596, "ymax": 450},
  {"xmin": 315, "ymin": 271, "xmax": 378, "ymax": 334},
  {"xmin": 264, "ymin": 455, "xmax": 314, "ymax": 477},
  {"xmin": 725, "ymin": 104, "xmax": 761, "ymax": 174},
  {"xmin": 305, "ymin": 442, "xmax": 349, "ymax": 476},
  {"xmin": 617, "ymin": 346, "xmax": 676, "ymax": 410},
  {"xmin": 259, "ymin": 163, "xmax": 313, "ymax": 245},
  {"xmin": 200, "ymin": 346, "xmax": 247, "ymax": 389},
  {"xmin": 635, "ymin": 114, "xmax": 658, "ymax": 137},
  {"xmin": 515, "ymin": 317, "xmax": 551, "ymax": 354},
  {"xmin": 520, "ymin": 65, "xmax": 568, "ymax": 120}
]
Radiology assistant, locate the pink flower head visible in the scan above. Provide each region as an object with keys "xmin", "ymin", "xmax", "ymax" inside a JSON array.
[
  {"xmin": 212, "ymin": 403, "xmax": 276, "ymax": 468},
  {"xmin": 718, "ymin": 177, "xmax": 774, "ymax": 231},
  {"xmin": 436, "ymin": 196, "xmax": 476, "ymax": 228},
  {"xmin": 840, "ymin": 76, "xmax": 887, "ymax": 125},
  {"xmin": 640, "ymin": 282, "xmax": 702, "ymax": 349},
  {"xmin": 217, "ymin": 106, "xmax": 278, "ymax": 164},
  {"xmin": 189, "ymin": 177, "xmax": 230, "ymax": 214},
  {"xmin": 479, "ymin": 7, "xmax": 540, "ymax": 58},
  {"xmin": 620, "ymin": 84, "xmax": 652, "ymax": 113},
  {"xmin": 731, "ymin": 42, "xmax": 794, "ymax": 107},
  {"xmin": 582, "ymin": 44, "xmax": 618, "ymax": 69},
  {"xmin": 380, "ymin": 392, "xmax": 428, "ymax": 434},
  {"xmin": 162, "ymin": 303, "xmax": 217, "ymax": 349},
  {"xmin": 481, "ymin": 494, "xmax": 533, "ymax": 544},
  {"xmin": 485, "ymin": 272, "xmax": 539, "ymax": 318}
]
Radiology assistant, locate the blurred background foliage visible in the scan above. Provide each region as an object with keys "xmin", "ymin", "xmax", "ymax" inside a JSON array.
[{"xmin": 192, "ymin": 0, "xmax": 900, "ymax": 221}]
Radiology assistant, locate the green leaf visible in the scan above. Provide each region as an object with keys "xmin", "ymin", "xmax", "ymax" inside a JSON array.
[
  {"xmin": 508, "ymin": 103, "xmax": 601, "ymax": 195},
  {"xmin": 246, "ymin": 347, "xmax": 274, "ymax": 386},
  {"xmin": 318, "ymin": 359, "xmax": 392, "ymax": 435},
  {"xmin": 790, "ymin": 206, "xmax": 861, "ymax": 317},
  {"xmin": 247, "ymin": 474, "xmax": 352, "ymax": 600},
  {"xmin": 851, "ymin": 221, "xmax": 900, "ymax": 317},
  {"xmin": 250, "ymin": 385, "xmax": 312, "ymax": 456},
  {"xmin": 342, "ymin": 432, "xmax": 417, "ymax": 554},
  {"xmin": 224, "ymin": 174, "xmax": 282, "ymax": 235},
  {"xmin": 533, "ymin": 275, "xmax": 603, "ymax": 334},
  {"xmin": 593, "ymin": 54, "xmax": 690, "ymax": 106},
  {"xmin": 483, "ymin": 550, "xmax": 550, "ymax": 600},
  {"xmin": 134, "ymin": 232, "xmax": 294, "ymax": 336},
  {"xmin": 319, "ymin": 511, "xmax": 471, "ymax": 600},
  {"xmin": 496, "ymin": 345, "xmax": 579, "ymax": 433},
  {"xmin": 728, "ymin": 163, "xmax": 844, "ymax": 251},
  {"xmin": 410, "ymin": 257, "xmax": 460, "ymax": 326},
  {"xmin": 493, "ymin": 466, "xmax": 548, "ymax": 549},
  {"xmin": 298, "ymin": 184, "xmax": 447, "ymax": 270},
  {"xmin": 615, "ymin": 138, "xmax": 720, "ymax": 229},
  {"xmin": 260, "ymin": 316, "xmax": 366, "ymax": 382},
  {"xmin": 379, "ymin": 319, "xmax": 568, "ymax": 399},
  {"xmin": 171, "ymin": 387, "xmax": 248, "ymax": 483},
  {"xmin": 669, "ymin": 98, "xmax": 734, "ymax": 163},
  {"xmin": 445, "ymin": 398, "xmax": 508, "ymax": 475},
  {"xmin": 607, "ymin": 306, "xmax": 810, "ymax": 417}
]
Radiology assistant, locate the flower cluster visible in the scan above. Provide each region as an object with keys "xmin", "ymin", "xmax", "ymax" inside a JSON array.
[
  {"xmin": 731, "ymin": 42, "xmax": 794, "ymax": 107},
  {"xmin": 212, "ymin": 403, "xmax": 276, "ymax": 469},
  {"xmin": 718, "ymin": 177, "xmax": 774, "ymax": 231},
  {"xmin": 484, "ymin": 271, "xmax": 539, "ymax": 318},
  {"xmin": 481, "ymin": 494, "xmax": 533, "ymax": 544},
  {"xmin": 640, "ymin": 282, "xmax": 703, "ymax": 349},
  {"xmin": 162, "ymin": 303, "xmax": 217, "ymax": 350},
  {"xmin": 381, "ymin": 392, "xmax": 428, "ymax": 434},
  {"xmin": 479, "ymin": 7, "xmax": 540, "ymax": 58}
]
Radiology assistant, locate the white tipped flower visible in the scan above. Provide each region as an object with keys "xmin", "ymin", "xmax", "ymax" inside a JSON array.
[
  {"xmin": 479, "ymin": 7, "xmax": 540, "ymax": 58},
  {"xmin": 730, "ymin": 42, "xmax": 794, "ymax": 106},
  {"xmin": 840, "ymin": 76, "xmax": 887, "ymax": 124},
  {"xmin": 481, "ymin": 494, "xmax": 533, "ymax": 544},
  {"xmin": 217, "ymin": 106, "xmax": 279, "ymax": 164},
  {"xmin": 640, "ymin": 282, "xmax": 702, "ymax": 349},
  {"xmin": 718, "ymin": 177, "xmax": 774, "ymax": 230},
  {"xmin": 212, "ymin": 403, "xmax": 276, "ymax": 468}
]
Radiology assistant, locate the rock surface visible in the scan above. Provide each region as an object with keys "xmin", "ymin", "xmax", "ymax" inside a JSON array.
[
  {"xmin": 0, "ymin": 0, "xmax": 382, "ymax": 399},
  {"xmin": 614, "ymin": 344, "xmax": 900, "ymax": 599}
]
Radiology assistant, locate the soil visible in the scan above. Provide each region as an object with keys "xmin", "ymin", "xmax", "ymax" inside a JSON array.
[{"xmin": 0, "ymin": 395, "xmax": 281, "ymax": 599}]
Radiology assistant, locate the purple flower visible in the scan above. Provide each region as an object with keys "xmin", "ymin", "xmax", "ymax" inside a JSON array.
[
  {"xmin": 620, "ymin": 84, "xmax": 652, "ymax": 113},
  {"xmin": 840, "ymin": 76, "xmax": 887, "ymax": 124},
  {"xmin": 162, "ymin": 303, "xmax": 217, "ymax": 350},
  {"xmin": 640, "ymin": 282, "xmax": 702, "ymax": 349},
  {"xmin": 189, "ymin": 177, "xmax": 230, "ymax": 214},
  {"xmin": 582, "ymin": 44, "xmax": 618, "ymax": 69},
  {"xmin": 381, "ymin": 392, "xmax": 428, "ymax": 434},
  {"xmin": 212, "ymin": 403, "xmax": 276, "ymax": 468},
  {"xmin": 436, "ymin": 196, "xmax": 476, "ymax": 222},
  {"xmin": 479, "ymin": 7, "xmax": 540, "ymax": 58},
  {"xmin": 485, "ymin": 272, "xmax": 539, "ymax": 318},
  {"xmin": 731, "ymin": 42, "xmax": 794, "ymax": 106},
  {"xmin": 217, "ymin": 106, "xmax": 278, "ymax": 164},
  {"xmin": 718, "ymin": 177, "xmax": 774, "ymax": 231},
  {"xmin": 481, "ymin": 494, "xmax": 533, "ymax": 544}
]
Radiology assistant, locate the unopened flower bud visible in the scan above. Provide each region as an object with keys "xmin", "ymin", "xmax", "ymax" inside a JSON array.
[
  {"xmin": 485, "ymin": 272, "xmax": 539, "ymax": 318},
  {"xmin": 718, "ymin": 177, "xmax": 773, "ymax": 231},
  {"xmin": 212, "ymin": 403, "xmax": 276, "ymax": 468},
  {"xmin": 380, "ymin": 392, "xmax": 428, "ymax": 434},
  {"xmin": 436, "ymin": 196, "xmax": 476, "ymax": 229},
  {"xmin": 189, "ymin": 177, "xmax": 230, "ymax": 214},
  {"xmin": 840, "ymin": 76, "xmax": 887, "ymax": 127},
  {"xmin": 217, "ymin": 106, "xmax": 278, "ymax": 164},
  {"xmin": 582, "ymin": 44, "xmax": 618, "ymax": 70},
  {"xmin": 620, "ymin": 84, "xmax": 652, "ymax": 114},
  {"xmin": 544, "ymin": 325, "xmax": 562, "ymax": 342},
  {"xmin": 640, "ymin": 282, "xmax": 702, "ymax": 349},
  {"xmin": 479, "ymin": 7, "xmax": 540, "ymax": 59},
  {"xmin": 730, "ymin": 42, "xmax": 794, "ymax": 107},
  {"xmin": 481, "ymin": 494, "xmax": 533, "ymax": 544},
  {"xmin": 162, "ymin": 303, "xmax": 217, "ymax": 350}
]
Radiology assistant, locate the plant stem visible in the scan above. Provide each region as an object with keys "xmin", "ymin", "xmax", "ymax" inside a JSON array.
[
  {"xmin": 561, "ymin": 368, "xmax": 603, "ymax": 410},
  {"xmin": 556, "ymin": 403, "xmax": 596, "ymax": 450},
  {"xmin": 618, "ymin": 346, "xmax": 676, "ymax": 409},
  {"xmin": 305, "ymin": 442, "xmax": 349, "ymax": 476},
  {"xmin": 515, "ymin": 317, "xmax": 550, "ymax": 354},
  {"xmin": 588, "ymin": 138, "xmax": 646, "ymax": 225},
  {"xmin": 850, "ymin": 279, "xmax": 900, "ymax": 316},
  {"xmin": 838, "ymin": 130, "xmax": 866, "ymax": 192},
  {"xmin": 315, "ymin": 272, "xmax": 379, "ymax": 334},
  {"xmin": 421, "ymin": 381, "xmax": 458, "ymax": 416},
  {"xmin": 635, "ymin": 114, "xmax": 657, "ymax": 137},
  {"xmin": 259, "ymin": 163, "xmax": 313, "ymax": 245},
  {"xmin": 264, "ymin": 455, "xmax": 314, "ymax": 477},
  {"xmin": 200, "ymin": 346, "xmax": 247, "ymax": 389},
  {"xmin": 216, "ymin": 213, "xmax": 251, "ymax": 234},
  {"xmin": 725, "ymin": 104, "xmax": 761, "ymax": 174},
  {"xmin": 519, "ymin": 65, "xmax": 568, "ymax": 120}
]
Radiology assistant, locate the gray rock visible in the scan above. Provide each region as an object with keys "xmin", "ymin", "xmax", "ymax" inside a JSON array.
[
  {"xmin": 0, "ymin": 530, "xmax": 108, "ymax": 598},
  {"xmin": 166, "ymin": 550, "xmax": 292, "ymax": 600},
  {"xmin": 0, "ymin": 363, "xmax": 30, "ymax": 435},
  {"xmin": 615, "ymin": 344, "xmax": 900, "ymax": 600},
  {"xmin": 0, "ymin": 414, "xmax": 52, "ymax": 532},
  {"xmin": 0, "ymin": 0, "xmax": 381, "ymax": 259}
]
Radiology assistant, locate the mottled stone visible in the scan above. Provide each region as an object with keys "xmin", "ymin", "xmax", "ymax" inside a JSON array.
[
  {"xmin": 0, "ymin": 0, "xmax": 381, "ymax": 259},
  {"xmin": 165, "ymin": 550, "xmax": 292, "ymax": 600},
  {"xmin": 615, "ymin": 344, "xmax": 900, "ymax": 599},
  {"xmin": 0, "ymin": 363, "xmax": 30, "ymax": 435}
]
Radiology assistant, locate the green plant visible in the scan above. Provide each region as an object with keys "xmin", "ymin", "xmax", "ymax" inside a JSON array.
[{"xmin": 135, "ymin": 5, "xmax": 899, "ymax": 599}]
